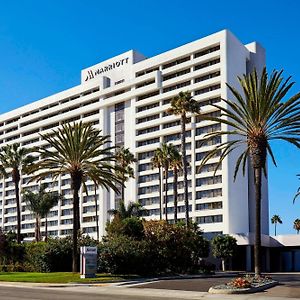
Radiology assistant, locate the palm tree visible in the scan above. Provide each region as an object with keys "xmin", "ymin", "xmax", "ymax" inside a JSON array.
[
  {"xmin": 23, "ymin": 184, "xmax": 61, "ymax": 242},
  {"xmin": 271, "ymin": 215, "xmax": 282, "ymax": 236},
  {"xmin": 199, "ymin": 67, "xmax": 300, "ymax": 275},
  {"xmin": 115, "ymin": 147, "xmax": 136, "ymax": 201},
  {"xmin": 293, "ymin": 174, "xmax": 300, "ymax": 203},
  {"xmin": 293, "ymin": 219, "xmax": 300, "ymax": 234},
  {"xmin": 161, "ymin": 143, "xmax": 173, "ymax": 222},
  {"xmin": 0, "ymin": 143, "xmax": 34, "ymax": 243},
  {"xmin": 108, "ymin": 200, "xmax": 143, "ymax": 220},
  {"xmin": 167, "ymin": 91, "xmax": 201, "ymax": 226},
  {"xmin": 30, "ymin": 121, "xmax": 122, "ymax": 272},
  {"xmin": 151, "ymin": 148, "xmax": 164, "ymax": 220},
  {"xmin": 169, "ymin": 146, "xmax": 182, "ymax": 223}
]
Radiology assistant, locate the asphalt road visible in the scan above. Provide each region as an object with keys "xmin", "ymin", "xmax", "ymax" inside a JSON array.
[
  {"xmin": 0, "ymin": 286, "xmax": 176, "ymax": 300},
  {"xmin": 134, "ymin": 274, "xmax": 300, "ymax": 298}
]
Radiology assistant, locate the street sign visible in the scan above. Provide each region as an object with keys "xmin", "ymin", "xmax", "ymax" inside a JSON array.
[{"xmin": 80, "ymin": 246, "xmax": 97, "ymax": 278}]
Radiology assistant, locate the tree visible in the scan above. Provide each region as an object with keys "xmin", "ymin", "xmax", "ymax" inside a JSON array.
[
  {"xmin": 199, "ymin": 67, "xmax": 300, "ymax": 275},
  {"xmin": 211, "ymin": 235, "xmax": 237, "ymax": 271},
  {"xmin": 23, "ymin": 184, "xmax": 61, "ymax": 242},
  {"xmin": 0, "ymin": 143, "xmax": 34, "ymax": 243},
  {"xmin": 294, "ymin": 219, "xmax": 300, "ymax": 234},
  {"xmin": 108, "ymin": 200, "xmax": 144, "ymax": 220},
  {"xmin": 30, "ymin": 121, "xmax": 122, "ymax": 272},
  {"xmin": 161, "ymin": 143, "xmax": 173, "ymax": 221},
  {"xmin": 115, "ymin": 147, "xmax": 137, "ymax": 201},
  {"xmin": 167, "ymin": 91, "xmax": 201, "ymax": 226},
  {"xmin": 169, "ymin": 145, "xmax": 182, "ymax": 223},
  {"xmin": 151, "ymin": 148, "xmax": 164, "ymax": 220},
  {"xmin": 271, "ymin": 215, "xmax": 282, "ymax": 236},
  {"xmin": 293, "ymin": 174, "xmax": 300, "ymax": 203}
]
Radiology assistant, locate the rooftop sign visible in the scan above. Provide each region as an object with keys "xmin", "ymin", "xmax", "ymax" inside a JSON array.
[{"xmin": 84, "ymin": 57, "xmax": 130, "ymax": 82}]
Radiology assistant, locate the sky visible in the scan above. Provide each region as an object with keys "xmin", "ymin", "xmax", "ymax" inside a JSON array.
[{"xmin": 0, "ymin": 0, "xmax": 299, "ymax": 234}]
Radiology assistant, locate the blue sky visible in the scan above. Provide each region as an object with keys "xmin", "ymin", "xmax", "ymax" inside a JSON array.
[{"xmin": 0, "ymin": 0, "xmax": 299, "ymax": 234}]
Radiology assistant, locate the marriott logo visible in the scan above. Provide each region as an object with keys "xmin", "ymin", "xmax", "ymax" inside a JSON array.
[{"xmin": 85, "ymin": 57, "xmax": 130, "ymax": 81}]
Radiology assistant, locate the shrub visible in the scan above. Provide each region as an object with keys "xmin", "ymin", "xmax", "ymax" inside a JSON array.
[
  {"xmin": 106, "ymin": 216, "xmax": 144, "ymax": 240},
  {"xmin": 98, "ymin": 235, "xmax": 155, "ymax": 275},
  {"xmin": 99, "ymin": 220, "xmax": 210, "ymax": 275}
]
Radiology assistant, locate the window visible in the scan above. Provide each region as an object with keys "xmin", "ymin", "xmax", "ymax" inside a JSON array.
[
  {"xmin": 138, "ymin": 185, "xmax": 159, "ymax": 195},
  {"xmin": 162, "ymin": 68, "xmax": 191, "ymax": 81},
  {"xmin": 194, "ymin": 58, "xmax": 220, "ymax": 71},
  {"xmin": 138, "ymin": 150, "xmax": 155, "ymax": 160},
  {"xmin": 136, "ymin": 79, "xmax": 155, "ymax": 89},
  {"xmin": 137, "ymin": 126, "xmax": 160, "ymax": 136},
  {"xmin": 199, "ymin": 97, "xmax": 221, "ymax": 107},
  {"xmin": 137, "ymin": 138, "xmax": 159, "ymax": 147},
  {"xmin": 137, "ymin": 91, "xmax": 159, "ymax": 101},
  {"xmin": 194, "ymin": 84, "xmax": 221, "ymax": 95},
  {"xmin": 196, "ymin": 188, "xmax": 222, "ymax": 199},
  {"xmin": 194, "ymin": 71, "xmax": 220, "ymax": 83},
  {"xmin": 194, "ymin": 45, "xmax": 220, "ymax": 59},
  {"xmin": 196, "ymin": 124, "xmax": 221, "ymax": 135},
  {"xmin": 138, "ymin": 162, "xmax": 152, "ymax": 172},
  {"xmin": 137, "ymin": 102, "xmax": 159, "ymax": 113},
  {"xmin": 138, "ymin": 173, "xmax": 159, "ymax": 183},
  {"xmin": 196, "ymin": 137, "xmax": 221, "ymax": 148},
  {"xmin": 196, "ymin": 201, "xmax": 222, "ymax": 210},
  {"xmin": 162, "ymin": 56, "xmax": 191, "ymax": 69},
  {"xmin": 196, "ymin": 215, "xmax": 223, "ymax": 224},
  {"xmin": 137, "ymin": 114, "xmax": 159, "ymax": 124},
  {"xmin": 136, "ymin": 67, "xmax": 159, "ymax": 77},
  {"xmin": 198, "ymin": 163, "xmax": 222, "ymax": 173},
  {"xmin": 163, "ymin": 80, "xmax": 190, "ymax": 93}
]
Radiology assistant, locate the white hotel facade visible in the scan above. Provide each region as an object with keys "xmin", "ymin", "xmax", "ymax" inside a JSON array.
[{"xmin": 0, "ymin": 30, "xmax": 269, "ymax": 240}]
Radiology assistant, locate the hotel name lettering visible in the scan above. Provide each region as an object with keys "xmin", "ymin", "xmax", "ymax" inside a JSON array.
[{"xmin": 85, "ymin": 57, "xmax": 130, "ymax": 81}]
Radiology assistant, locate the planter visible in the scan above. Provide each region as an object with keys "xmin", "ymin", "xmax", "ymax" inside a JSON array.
[{"xmin": 209, "ymin": 281, "xmax": 278, "ymax": 294}]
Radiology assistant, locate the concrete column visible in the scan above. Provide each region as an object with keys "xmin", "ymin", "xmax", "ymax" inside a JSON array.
[{"xmin": 246, "ymin": 245, "xmax": 252, "ymax": 272}]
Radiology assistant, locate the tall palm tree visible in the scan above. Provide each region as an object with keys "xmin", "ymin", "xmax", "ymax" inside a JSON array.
[
  {"xmin": 151, "ymin": 148, "xmax": 164, "ymax": 220},
  {"xmin": 199, "ymin": 67, "xmax": 300, "ymax": 275},
  {"xmin": 169, "ymin": 146, "xmax": 182, "ymax": 223},
  {"xmin": 23, "ymin": 184, "xmax": 61, "ymax": 242},
  {"xmin": 293, "ymin": 174, "xmax": 300, "ymax": 203},
  {"xmin": 271, "ymin": 215, "xmax": 282, "ymax": 236},
  {"xmin": 108, "ymin": 200, "xmax": 144, "ymax": 220},
  {"xmin": 161, "ymin": 143, "xmax": 173, "ymax": 222},
  {"xmin": 0, "ymin": 143, "xmax": 34, "ymax": 244},
  {"xmin": 293, "ymin": 219, "xmax": 300, "ymax": 234},
  {"xmin": 167, "ymin": 91, "xmax": 201, "ymax": 226},
  {"xmin": 115, "ymin": 147, "xmax": 136, "ymax": 201},
  {"xmin": 30, "ymin": 121, "xmax": 122, "ymax": 272}
]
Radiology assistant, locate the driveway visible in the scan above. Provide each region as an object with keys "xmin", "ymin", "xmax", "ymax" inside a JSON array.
[{"xmin": 133, "ymin": 273, "xmax": 300, "ymax": 298}]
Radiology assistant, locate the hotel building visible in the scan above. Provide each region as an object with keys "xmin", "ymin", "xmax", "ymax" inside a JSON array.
[{"xmin": 0, "ymin": 30, "xmax": 269, "ymax": 241}]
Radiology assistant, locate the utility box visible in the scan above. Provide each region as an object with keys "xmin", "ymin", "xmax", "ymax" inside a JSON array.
[{"xmin": 80, "ymin": 246, "xmax": 97, "ymax": 278}]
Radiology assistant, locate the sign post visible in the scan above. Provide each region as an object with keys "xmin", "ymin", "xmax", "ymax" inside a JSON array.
[{"xmin": 80, "ymin": 246, "xmax": 97, "ymax": 278}]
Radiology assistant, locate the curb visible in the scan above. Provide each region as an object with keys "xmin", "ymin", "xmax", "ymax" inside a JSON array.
[{"xmin": 208, "ymin": 281, "xmax": 278, "ymax": 294}]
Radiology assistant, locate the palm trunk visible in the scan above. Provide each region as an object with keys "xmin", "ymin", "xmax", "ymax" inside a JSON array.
[
  {"xmin": 13, "ymin": 175, "xmax": 21, "ymax": 244},
  {"xmin": 275, "ymin": 223, "xmax": 277, "ymax": 236},
  {"xmin": 94, "ymin": 185, "xmax": 99, "ymax": 241},
  {"xmin": 181, "ymin": 115, "xmax": 189, "ymax": 227},
  {"xmin": 45, "ymin": 214, "xmax": 48, "ymax": 242},
  {"xmin": 173, "ymin": 167, "xmax": 178, "ymax": 223},
  {"xmin": 71, "ymin": 175, "xmax": 81, "ymax": 273},
  {"xmin": 254, "ymin": 167, "xmax": 262, "ymax": 276},
  {"xmin": 158, "ymin": 166, "xmax": 162, "ymax": 220},
  {"xmin": 164, "ymin": 169, "xmax": 168, "ymax": 222},
  {"xmin": 35, "ymin": 216, "xmax": 39, "ymax": 242}
]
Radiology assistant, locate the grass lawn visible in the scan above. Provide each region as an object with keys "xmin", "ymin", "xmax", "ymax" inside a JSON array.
[{"xmin": 0, "ymin": 272, "xmax": 131, "ymax": 283}]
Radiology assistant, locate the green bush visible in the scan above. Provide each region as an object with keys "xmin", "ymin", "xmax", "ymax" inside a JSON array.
[
  {"xmin": 99, "ymin": 219, "xmax": 210, "ymax": 275},
  {"xmin": 106, "ymin": 216, "xmax": 144, "ymax": 240}
]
